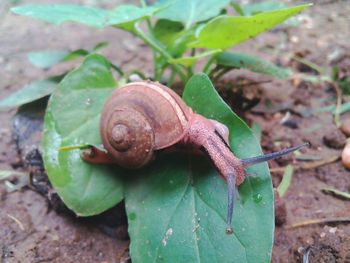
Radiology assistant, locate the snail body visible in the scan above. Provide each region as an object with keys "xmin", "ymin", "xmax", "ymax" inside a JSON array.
[{"xmin": 82, "ymin": 80, "xmax": 309, "ymax": 234}]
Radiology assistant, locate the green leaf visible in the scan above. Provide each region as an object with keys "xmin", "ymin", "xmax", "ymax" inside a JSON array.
[
  {"xmin": 92, "ymin": 41, "xmax": 109, "ymax": 51},
  {"xmin": 125, "ymin": 74, "xmax": 274, "ymax": 262},
  {"xmin": 153, "ymin": 19, "xmax": 193, "ymax": 57},
  {"xmin": 43, "ymin": 54, "xmax": 123, "ymax": 216},
  {"xmin": 11, "ymin": 4, "xmax": 158, "ymax": 30},
  {"xmin": 231, "ymin": 3, "xmax": 245, "ymax": 16},
  {"xmin": 217, "ymin": 52, "xmax": 292, "ymax": 79},
  {"xmin": 153, "ymin": 19, "xmax": 196, "ymax": 71},
  {"xmin": 0, "ymin": 77, "xmax": 61, "ymax": 110},
  {"xmin": 28, "ymin": 50, "xmax": 69, "ymax": 68},
  {"xmin": 251, "ymin": 122, "xmax": 262, "ymax": 143},
  {"xmin": 63, "ymin": 49, "xmax": 90, "ymax": 61},
  {"xmin": 154, "ymin": 19, "xmax": 184, "ymax": 47},
  {"xmin": 239, "ymin": 1, "xmax": 288, "ymax": 16},
  {"xmin": 276, "ymin": 165, "xmax": 293, "ymax": 198},
  {"xmin": 156, "ymin": 0, "xmax": 230, "ymax": 29},
  {"xmin": 28, "ymin": 50, "xmax": 89, "ymax": 69},
  {"xmin": 169, "ymin": 49, "xmax": 221, "ymax": 67},
  {"xmin": 28, "ymin": 41, "xmax": 109, "ymax": 69},
  {"xmin": 190, "ymin": 4, "xmax": 311, "ymax": 49}
]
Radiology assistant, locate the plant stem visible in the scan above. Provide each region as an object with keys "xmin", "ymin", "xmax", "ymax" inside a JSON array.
[
  {"xmin": 292, "ymin": 56, "xmax": 325, "ymax": 75},
  {"xmin": 167, "ymin": 67, "xmax": 177, "ymax": 87},
  {"xmin": 203, "ymin": 55, "xmax": 218, "ymax": 74},
  {"xmin": 208, "ymin": 65, "xmax": 221, "ymax": 79},
  {"xmin": 154, "ymin": 56, "xmax": 162, "ymax": 81},
  {"xmin": 139, "ymin": 0, "xmax": 153, "ymax": 27},
  {"xmin": 329, "ymin": 81, "xmax": 342, "ymax": 127},
  {"xmin": 125, "ymin": 70, "xmax": 148, "ymax": 80},
  {"xmin": 285, "ymin": 217, "xmax": 350, "ymax": 229},
  {"xmin": 213, "ymin": 67, "xmax": 231, "ymax": 82},
  {"xmin": 134, "ymin": 24, "xmax": 187, "ymax": 83},
  {"xmin": 270, "ymin": 156, "xmax": 339, "ymax": 173},
  {"xmin": 186, "ymin": 65, "xmax": 194, "ymax": 78},
  {"xmin": 139, "ymin": 0, "xmax": 159, "ymax": 80},
  {"xmin": 188, "ymin": 48, "xmax": 196, "ymax": 79},
  {"xmin": 191, "ymin": 48, "xmax": 196, "ymax": 56},
  {"xmin": 111, "ymin": 63, "xmax": 124, "ymax": 76}
]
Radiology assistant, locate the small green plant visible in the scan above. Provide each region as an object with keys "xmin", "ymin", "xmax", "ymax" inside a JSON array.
[
  {"xmin": 292, "ymin": 55, "xmax": 350, "ymax": 127},
  {"xmin": 1, "ymin": 1, "xmax": 311, "ymax": 262},
  {"xmin": 0, "ymin": 1, "xmax": 311, "ymax": 109}
]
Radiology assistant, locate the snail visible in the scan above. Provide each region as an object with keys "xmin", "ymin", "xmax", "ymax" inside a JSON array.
[{"xmin": 82, "ymin": 80, "xmax": 309, "ymax": 234}]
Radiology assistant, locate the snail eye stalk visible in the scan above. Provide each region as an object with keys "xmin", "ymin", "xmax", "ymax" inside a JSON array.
[{"xmin": 241, "ymin": 142, "xmax": 310, "ymax": 167}]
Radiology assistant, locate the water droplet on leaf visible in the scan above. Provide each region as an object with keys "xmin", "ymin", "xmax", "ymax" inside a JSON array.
[{"xmin": 253, "ymin": 193, "xmax": 263, "ymax": 203}]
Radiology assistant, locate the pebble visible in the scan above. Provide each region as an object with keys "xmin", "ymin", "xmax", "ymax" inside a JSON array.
[
  {"xmin": 323, "ymin": 130, "xmax": 346, "ymax": 149},
  {"xmin": 342, "ymin": 143, "xmax": 350, "ymax": 169}
]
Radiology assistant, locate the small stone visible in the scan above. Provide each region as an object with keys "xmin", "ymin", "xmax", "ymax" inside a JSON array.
[
  {"xmin": 342, "ymin": 143, "xmax": 350, "ymax": 169},
  {"xmin": 340, "ymin": 119, "xmax": 350, "ymax": 137},
  {"xmin": 328, "ymin": 227, "xmax": 337, "ymax": 234},
  {"xmin": 323, "ymin": 130, "xmax": 346, "ymax": 149},
  {"xmin": 51, "ymin": 234, "xmax": 59, "ymax": 241},
  {"xmin": 282, "ymin": 119, "xmax": 299, "ymax": 129}
]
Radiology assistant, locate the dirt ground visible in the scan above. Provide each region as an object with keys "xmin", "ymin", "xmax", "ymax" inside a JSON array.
[{"xmin": 0, "ymin": 0, "xmax": 350, "ymax": 262}]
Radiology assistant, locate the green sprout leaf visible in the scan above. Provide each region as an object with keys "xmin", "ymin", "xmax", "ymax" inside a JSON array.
[
  {"xmin": 217, "ymin": 52, "xmax": 292, "ymax": 79},
  {"xmin": 169, "ymin": 49, "xmax": 222, "ymax": 67},
  {"xmin": 276, "ymin": 165, "xmax": 293, "ymax": 198},
  {"xmin": 190, "ymin": 4, "xmax": 311, "ymax": 49},
  {"xmin": 43, "ymin": 54, "xmax": 123, "ymax": 216},
  {"xmin": 11, "ymin": 4, "xmax": 159, "ymax": 30},
  {"xmin": 125, "ymin": 74, "xmax": 274, "ymax": 263},
  {"xmin": 156, "ymin": 0, "xmax": 230, "ymax": 29},
  {"xmin": 0, "ymin": 77, "xmax": 62, "ymax": 110},
  {"xmin": 322, "ymin": 188, "xmax": 350, "ymax": 200}
]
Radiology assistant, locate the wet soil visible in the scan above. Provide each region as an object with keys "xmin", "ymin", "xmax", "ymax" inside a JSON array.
[{"xmin": 1, "ymin": 0, "xmax": 350, "ymax": 262}]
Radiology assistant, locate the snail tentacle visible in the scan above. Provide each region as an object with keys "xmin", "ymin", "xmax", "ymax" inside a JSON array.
[
  {"xmin": 241, "ymin": 142, "xmax": 310, "ymax": 167},
  {"xmin": 226, "ymin": 174, "xmax": 236, "ymax": 235}
]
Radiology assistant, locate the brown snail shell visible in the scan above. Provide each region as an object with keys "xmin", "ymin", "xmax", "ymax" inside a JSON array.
[{"xmin": 100, "ymin": 81, "xmax": 191, "ymax": 169}]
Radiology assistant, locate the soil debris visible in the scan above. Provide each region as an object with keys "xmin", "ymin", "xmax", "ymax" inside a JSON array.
[{"xmin": 323, "ymin": 129, "xmax": 346, "ymax": 149}]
